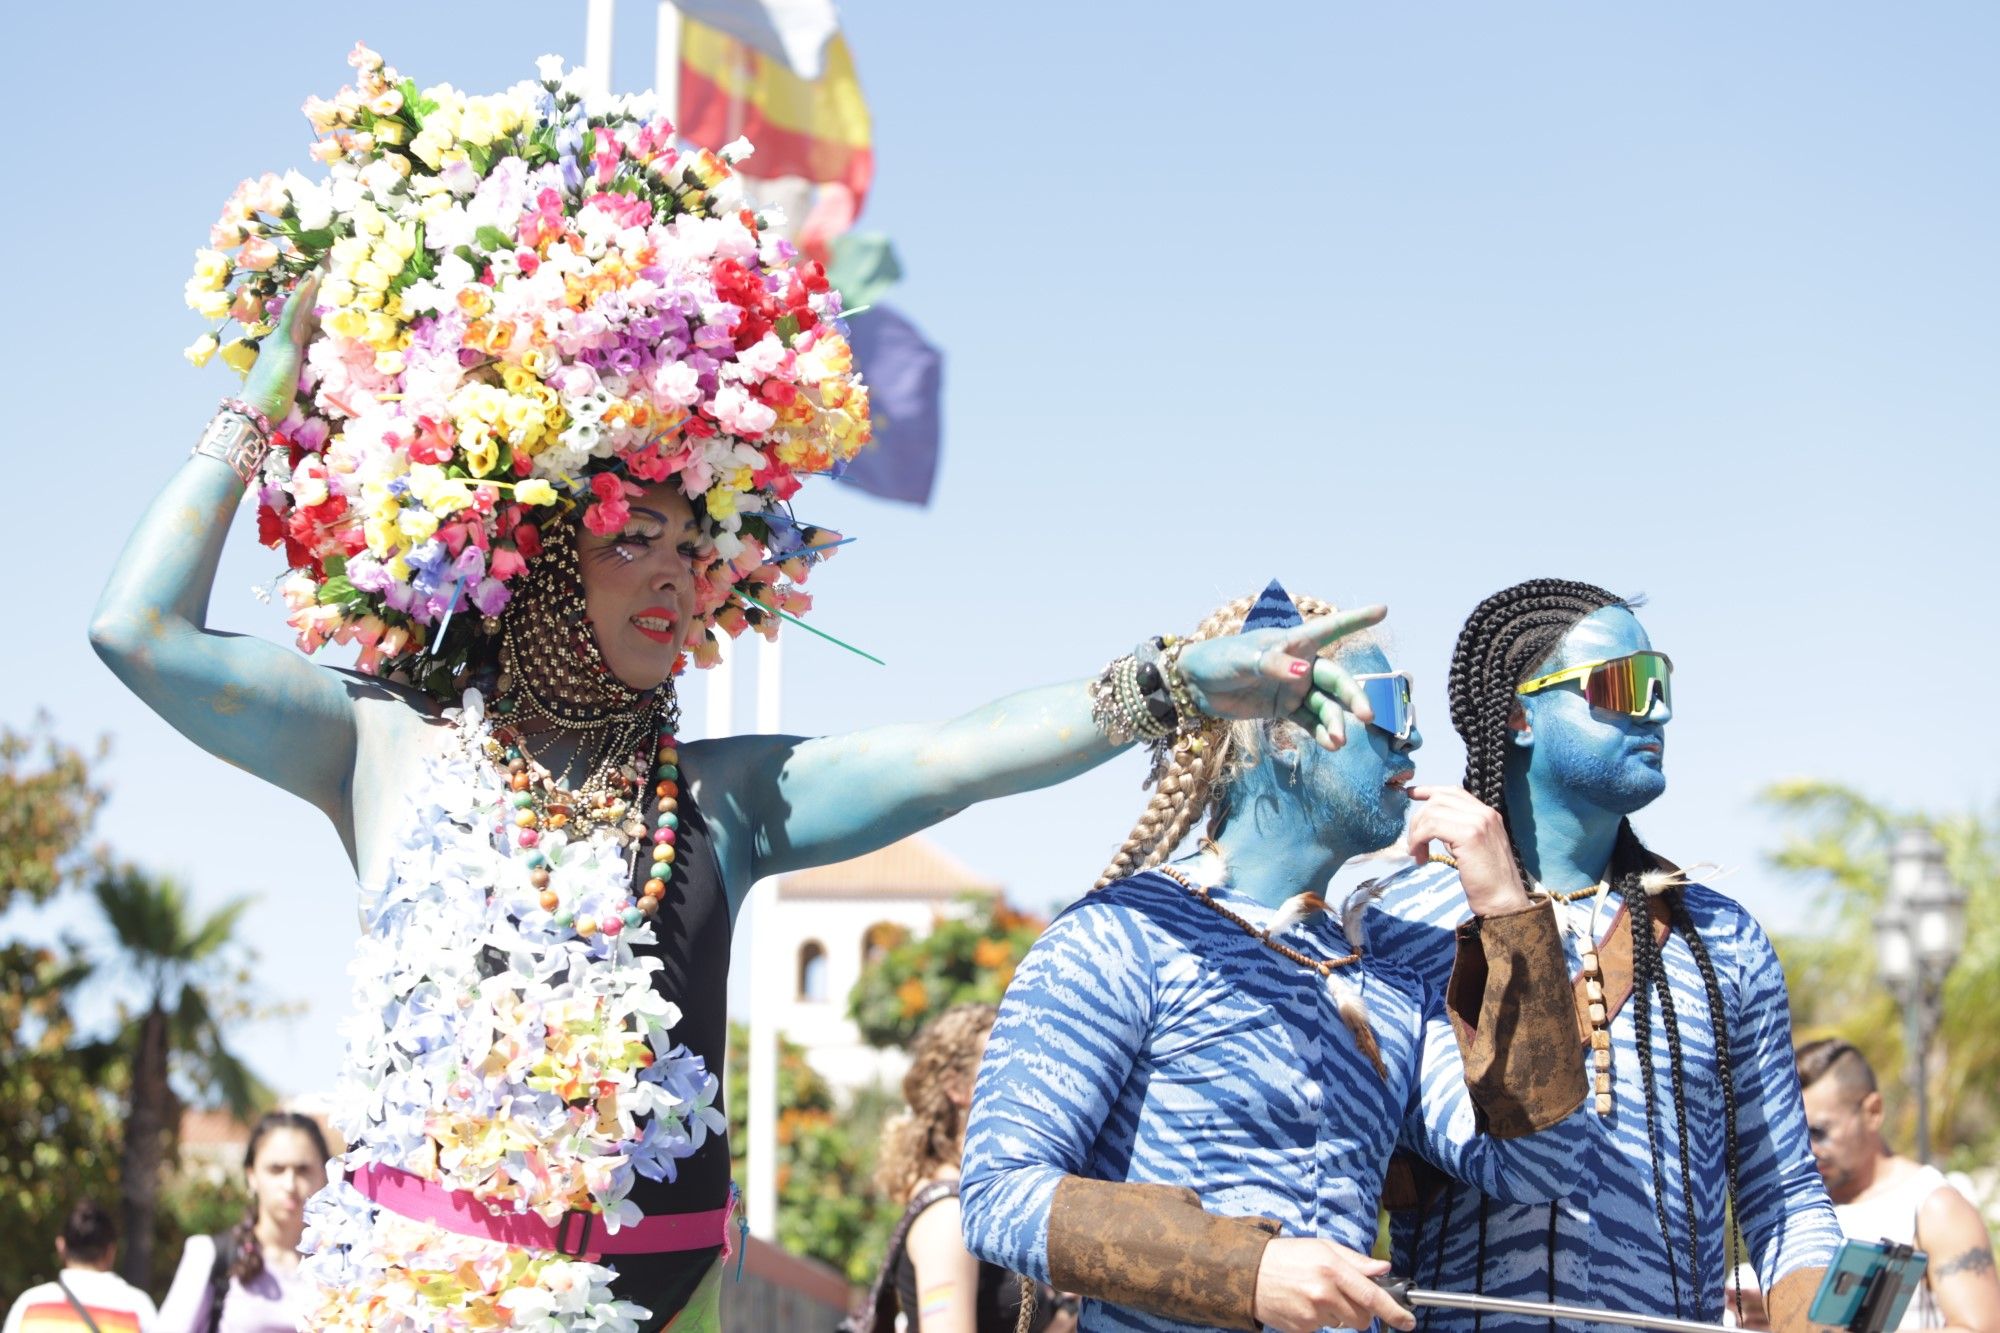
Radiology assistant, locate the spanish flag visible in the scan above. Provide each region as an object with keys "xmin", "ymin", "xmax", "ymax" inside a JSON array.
[{"xmin": 678, "ymin": 18, "xmax": 874, "ymax": 215}]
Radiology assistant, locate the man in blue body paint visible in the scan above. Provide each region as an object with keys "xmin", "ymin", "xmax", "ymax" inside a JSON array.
[
  {"xmin": 962, "ymin": 583, "xmax": 1601, "ymax": 1333},
  {"xmin": 1367, "ymin": 579, "xmax": 1841, "ymax": 1333}
]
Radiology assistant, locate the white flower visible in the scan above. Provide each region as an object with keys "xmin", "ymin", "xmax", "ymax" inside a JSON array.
[
  {"xmin": 719, "ymin": 135, "xmax": 755, "ymax": 164},
  {"xmin": 535, "ymin": 53, "xmax": 566, "ymax": 83}
]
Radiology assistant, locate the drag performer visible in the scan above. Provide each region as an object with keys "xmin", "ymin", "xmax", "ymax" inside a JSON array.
[
  {"xmin": 91, "ymin": 51, "xmax": 1393, "ymax": 1333},
  {"xmin": 1367, "ymin": 580, "xmax": 1841, "ymax": 1333},
  {"xmin": 961, "ymin": 584, "xmax": 1596, "ymax": 1333}
]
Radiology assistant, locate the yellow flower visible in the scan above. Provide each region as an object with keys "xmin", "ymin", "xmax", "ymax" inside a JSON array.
[
  {"xmin": 325, "ymin": 307, "xmax": 369, "ymax": 340},
  {"xmin": 320, "ymin": 275, "xmax": 357, "ymax": 308},
  {"xmin": 374, "ymin": 349, "xmax": 407, "ymax": 376},
  {"xmin": 398, "ymin": 508, "xmax": 440, "ymax": 543},
  {"xmin": 371, "ymin": 119, "xmax": 407, "ymax": 146},
  {"xmin": 362, "ymin": 311, "xmax": 399, "ymax": 346},
  {"xmin": 514, "ymin": 479, "xmax": 558, "ymax": 506},
  {"xmin": 462, "ymin": 433, "xmax": 500, "ymax": 478},
  {"xmin": 353, "ymin": 285, "xmax": 385, "ymax": 312},
  {"xmin": 407, "ymin": 465, "xmax": 474, "ymax": 514},
  {"xmin": 183, "ymin": 334, "xmax": 219, "ymax": 367},
  {"xmin": 329, "ymin": 236, "xmax": 372, "ymax": 269},
  {"xmin": 460, "ymin": 104, "xmax": 499, "ymax": 147},
  {"xmin": 186, "ymin": 287, "xmax": 232, "ymax": 321},
  {"xmin": 190, "ymin": 249, "xmax": 232, "ymax": 291},
  {"xmin": 351, "ymin": 260, "xmax": 392, "ymax": 292},
  {"xmin": 408, "ymin": 128, "xmax": 450, "ymax": 171},
  {"xmin": 219, "ymin": 339, "xmax": 259, "ymax": 374}
]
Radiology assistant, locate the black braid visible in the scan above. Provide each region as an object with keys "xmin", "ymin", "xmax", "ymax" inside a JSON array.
[
  {"xmin": 1474, "ymin": 1196, "xmax": 1489, "ymax": 1333},
  {"xmin": 1646, "ymin": 890, "xmax": 1702, "ymax": 1309},
  {"xmin": 1446, "ymin": 579, "xmax": 1625, "ymax": 835},
  {"xmin": 1545, "ymin": 1204, "xmax": 1560, "ymax": 1333},
  {"xmin": 1681, "ymin": 913, "xmax": 1743, "ymax": 1324},
  {"xmin": 1627, "ymin": 879, "xmax": 1685, "ymax": 1315},
  {"xmin": 1421, "ymin": 1181, "xmax": 1456, "ymax": 1333}
]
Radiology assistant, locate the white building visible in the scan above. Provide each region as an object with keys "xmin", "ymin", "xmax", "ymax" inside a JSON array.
[{"xmin": 761, "ymin": 836, "xmax": 1000, "ymax": 1094}]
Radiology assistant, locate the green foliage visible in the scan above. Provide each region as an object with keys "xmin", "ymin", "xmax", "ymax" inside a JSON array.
[
  {"xmin": 0, "ymin": 725, "xmax": 275, "ymax": 1295},
  {"xmin": 1761, "ymin": 781, "xmax": 2000, "ymax": 1162},
  {"xmin": 0, "ymin": 723, "xmax": 122, "ymax": 1298},
  {"xmin": 847, "ymin": 897, "xmax": 1046, "ymax": 1048},
  {"xmin": 725, "ymin": 1022, "xmax": 897, "ymax": 1284}
]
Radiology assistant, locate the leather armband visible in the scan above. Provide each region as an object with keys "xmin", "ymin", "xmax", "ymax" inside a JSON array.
[
  {"xmin": 1046, "ymin": 1176, "xmax": 1279, "ymax": 1331},
  {"xmin": 1447, "ymin": 899, "xmax": 1588, "ymax": 1137}
]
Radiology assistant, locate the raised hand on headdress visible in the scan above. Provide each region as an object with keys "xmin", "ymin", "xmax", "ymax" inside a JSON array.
[
  {"xmin": 1176, "ymin": 605, "xmax": 1389, "ymax": 750},
  {"xmin": 240, "ymin": 274, "xmax": 320, "ymax": 422}
]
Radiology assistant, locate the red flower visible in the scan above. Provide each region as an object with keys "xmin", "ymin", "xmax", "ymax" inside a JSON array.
[
  {"xmin": 582, "ymin": 472, "xmax": 638, "ymax": 536},
  {"xmin": 256, "ymin": 505, "xmax": 286, "ymax": 548},
  {"xmin": 514, "ymin": 523, "xmax": 544, "ymax": 558}
]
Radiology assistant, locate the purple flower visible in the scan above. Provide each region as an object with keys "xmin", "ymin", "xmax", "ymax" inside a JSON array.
[{"xmin": 469, "ymin": 577, "xmax": 511, "ymax": 616}]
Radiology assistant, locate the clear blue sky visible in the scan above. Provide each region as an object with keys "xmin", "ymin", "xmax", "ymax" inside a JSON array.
[{"xmin": 2, "ymin": 1, "xmax": 1995, "ymax": 1098}]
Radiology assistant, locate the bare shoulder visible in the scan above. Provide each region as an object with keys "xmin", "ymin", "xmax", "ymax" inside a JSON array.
[
  {"xmin": 905, "ymin": 1190, "xmax": 969, "ymax": 1263},
  {"xmin": 1918, "ymin": 1176, "xmax": 1996, "ymax": 1250}
]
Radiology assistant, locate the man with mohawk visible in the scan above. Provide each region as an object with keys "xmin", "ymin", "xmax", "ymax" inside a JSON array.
[{"xmin": 961, "ymin": 582, "xmax": 1601, "ymax": 1333}]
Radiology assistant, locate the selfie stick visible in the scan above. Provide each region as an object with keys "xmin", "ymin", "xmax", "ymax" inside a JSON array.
[{"xmin": 1373, "ymin": 1277, "xmax": 1731, "ymax": 1333}]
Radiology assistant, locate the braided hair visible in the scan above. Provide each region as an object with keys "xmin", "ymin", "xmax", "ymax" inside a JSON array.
[
  {"xmin": 1445, "ymin": 579, "xmax": 1740, "ymax": 1320},
  {"xmin": 1096, "ymin": 591, "xmax": 1365, "ymax": 886},
  {"xmin": 213, "ymin": 1111, "xmax": 332, "ymax": 1307}
]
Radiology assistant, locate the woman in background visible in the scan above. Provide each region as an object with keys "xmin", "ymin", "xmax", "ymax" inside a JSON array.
[
  {"xmin": 857, "ymin": 1004, "xmax": 1066, "ymax": 1333},
  {"xmin": 159, "ymin": 1112, "xmax": 330, "ymax": 1333}
]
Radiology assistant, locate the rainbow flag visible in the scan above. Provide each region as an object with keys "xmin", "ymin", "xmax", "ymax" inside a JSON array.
[{"xmin": 678, "ymin": 18, "xmax": 873, "ymax": 214}]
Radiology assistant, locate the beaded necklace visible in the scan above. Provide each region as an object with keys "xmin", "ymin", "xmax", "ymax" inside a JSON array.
[
  {"xmin": 1550, "ymin": 877, "xmax": 1615, "ymax": 1115},
  {"xmin": 1152, "ymin": 853, "xmax": 1362, "ymax": 977},
  {"xmin": 484, "ymin": 696, "xmax": 685, "ymax": 940}
]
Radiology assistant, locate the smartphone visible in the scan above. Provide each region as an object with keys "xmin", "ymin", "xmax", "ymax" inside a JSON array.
[{"xmin": 1807, "ymin": 1238, "xmax": 1928, "ymax": 1333}]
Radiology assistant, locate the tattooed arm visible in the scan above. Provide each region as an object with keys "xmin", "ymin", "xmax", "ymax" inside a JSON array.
[{"xmin": 1918, "ymin": 1183, "xmax": 2000, "ymax": 1333}]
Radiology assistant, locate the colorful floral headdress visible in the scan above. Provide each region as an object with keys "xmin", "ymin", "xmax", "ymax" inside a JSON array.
[{"xmin": 186, "ymin": 44, "xmax": 871, "ymax": 694}]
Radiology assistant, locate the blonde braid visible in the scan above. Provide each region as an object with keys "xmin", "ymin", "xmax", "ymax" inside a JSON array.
[{"xmin": 1095, "ymin": 591, "xmax": 1350, "ymax": 888}]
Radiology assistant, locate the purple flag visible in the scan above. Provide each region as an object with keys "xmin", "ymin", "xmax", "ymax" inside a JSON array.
[{"xmin": 839, "ymin": 303, "xmax": 943, "ymax": 506}]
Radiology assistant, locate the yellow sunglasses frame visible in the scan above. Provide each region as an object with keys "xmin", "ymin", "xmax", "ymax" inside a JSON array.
[{"xmin": 1515, "ymin": 651, "xmax": 1674, "ymax": 712}]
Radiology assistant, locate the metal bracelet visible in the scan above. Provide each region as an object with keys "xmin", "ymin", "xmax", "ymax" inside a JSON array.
[{"xmin": 191, "ymin": 408, "xmax": 271, "ymax": 484}]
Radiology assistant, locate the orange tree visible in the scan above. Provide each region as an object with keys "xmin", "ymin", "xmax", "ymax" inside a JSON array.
[
  {"xmin": 725, "ymin": 1021, "xmax": 897, "ymax": 1283},
  {"xmin": 847, "ymin": 897, "xmax": 1047, "ymax": 1048}
]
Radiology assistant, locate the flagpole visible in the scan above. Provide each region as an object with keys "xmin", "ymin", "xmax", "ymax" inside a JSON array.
[
  {"xmin": 655, "ymin": 1, "xmax": 681, "ymax": 124},
  {"xmin": 746, "ymin": 631, "xmax": 782, "ymax": 1240},
  {"xmin": 583, "ymin": 0, "xmax": 616, "ymax": 100}
]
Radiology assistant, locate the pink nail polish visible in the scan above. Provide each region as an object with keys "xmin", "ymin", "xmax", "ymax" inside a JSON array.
[{"xmin": 1290, "ymin": 660, "xmax": 1308, "ymax": 677}]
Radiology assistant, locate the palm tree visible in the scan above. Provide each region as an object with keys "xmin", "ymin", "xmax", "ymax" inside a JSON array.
[
  {"xmin": 90, "ymin": 866, "xmax": 268, "ymax": 1286},
  {"xmin": 1760, "ymin": 781, "xmax": 2000, "ymax": 1162}
]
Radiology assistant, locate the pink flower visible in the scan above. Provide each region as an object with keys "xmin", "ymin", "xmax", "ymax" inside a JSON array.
[
  {"xmin": 490, "ymin": 546, "xmax": 529, "ymax": 581},
  {"xmin": 239, "ymin": 236, "xmax": 280, "ymax": 271},
  {"xmin": 583, "ymin": 472, "xmax": 638, "ymax": 536},
  {"xmin": 710, "ymin": 384, "xmax": 776, "ymax": 438}
]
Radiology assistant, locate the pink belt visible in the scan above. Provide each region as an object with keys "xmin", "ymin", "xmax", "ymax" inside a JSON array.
[{"xmin": 350, "ymin": 1163, "xmax": 736, "ymax": 1262}]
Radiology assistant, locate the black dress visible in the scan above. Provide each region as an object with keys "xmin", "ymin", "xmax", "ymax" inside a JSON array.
[
  {"xmin": 604, "ymin": 787, "xmax": 731, "ymax": 1330},
  {"xmin": 890, "ymin": 1188, "xmax": 1055, "ymax": 1333}
]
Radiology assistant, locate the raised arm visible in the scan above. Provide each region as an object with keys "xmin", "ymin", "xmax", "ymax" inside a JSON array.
[
  {"xmin": 691, "ymin": 608, "xmax": 1386, "ymax": 903},
  {"xmin": 89, "ymin": 281, "xmax": 361, "ymax": 826}
]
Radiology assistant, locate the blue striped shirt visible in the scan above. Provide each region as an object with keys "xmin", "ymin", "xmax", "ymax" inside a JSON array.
[
  {"xmin": 1367, "ymin": 859, "xmax": 1841, "ymax": 1331},
  {"xmin": 962, "ymin": 870, "xmax": 1595, "ymax": 1333}
]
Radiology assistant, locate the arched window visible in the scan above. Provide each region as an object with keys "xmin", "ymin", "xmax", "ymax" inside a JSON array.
[
  {"xmin": 797, "ymin": 940, "xmax": 828, "ymax": 1002},
  {"xmin": 861, "ymin": 921, "xmax": 905, "ymax": 971}
]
